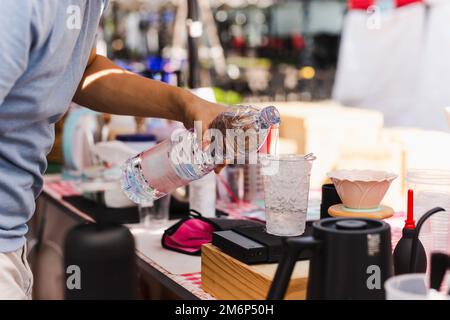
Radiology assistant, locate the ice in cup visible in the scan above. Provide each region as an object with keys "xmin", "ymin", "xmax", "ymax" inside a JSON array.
[{"xmin": 260, "ymin": 154, "xmax": 315, "ymax": 236}]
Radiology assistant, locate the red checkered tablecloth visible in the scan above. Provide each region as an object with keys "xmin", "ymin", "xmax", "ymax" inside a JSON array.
[{"xmin": 44, "ymin": 179, "xmax": 80, "ymax": 198}]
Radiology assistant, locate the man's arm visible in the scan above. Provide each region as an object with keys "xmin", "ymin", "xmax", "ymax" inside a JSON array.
[
  {"xmin": 0, "ymin": 1, "xmax": 32, "ymax": 106},
  {"xmin": 73, "ymin": 49, "xmax": 225, "ymax": 130}
]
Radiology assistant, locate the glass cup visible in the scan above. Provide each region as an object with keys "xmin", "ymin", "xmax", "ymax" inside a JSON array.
[
  {"xmin": 138, "ymin": 195, "xmax": 170, "ymax": 229},
  {"xmin": 259, "ymin": 154, "xmax": 315, "ymax": 236}
]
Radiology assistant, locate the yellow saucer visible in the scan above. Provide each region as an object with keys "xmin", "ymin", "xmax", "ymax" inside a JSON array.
[{"xmin": 328, "ymin": 204, "xmax": 394, "ymax": 220}]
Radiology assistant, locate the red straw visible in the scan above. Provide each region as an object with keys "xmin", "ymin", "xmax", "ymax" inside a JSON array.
[
  {"xmin": 217, "ymin": 174, "xmax": 239, "ymax": 203},
  {"xmin": 405, "ymin": 189, "xmax": 416, "ymax": 230}
]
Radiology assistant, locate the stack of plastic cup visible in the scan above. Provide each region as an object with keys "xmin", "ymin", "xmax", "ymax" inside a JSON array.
[{"xmin": 407, "ymin": 170, "xmax": 450, "ymax": 264}]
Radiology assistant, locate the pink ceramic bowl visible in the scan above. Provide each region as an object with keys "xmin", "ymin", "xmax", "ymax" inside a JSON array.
[{"xmin": 327, "ymin": 170, "xmax": 397, "ymax": 210}]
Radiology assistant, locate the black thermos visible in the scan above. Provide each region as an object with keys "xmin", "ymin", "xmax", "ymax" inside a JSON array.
[
  {"xmin": 64, "ymin": 223, "xmax": 137, "ymax": 299},
  {"xmin": 268, "ymin": 218, "xmax": 393, "ymax": 300}
]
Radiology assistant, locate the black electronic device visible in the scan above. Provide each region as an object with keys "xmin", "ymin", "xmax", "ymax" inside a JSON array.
[
  {"xmin": 212, "ymin": 230, "xmax": 267, "ymax": 264},
  {"xmin": 212, "ymin": 222, "xmax": 314, "ymax": 264},
  {"xmin": 233, "ymin": 223, "xmax": 313, "ymax": 262}
]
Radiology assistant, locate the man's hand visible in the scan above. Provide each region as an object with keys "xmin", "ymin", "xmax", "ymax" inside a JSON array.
[
  {"xmin": 182, "ymin": 98, "xmax": 227, "ymax": 134},
  {"xmin": 182, "ymin": 98, "xmax": 228, "ymax": 173}
]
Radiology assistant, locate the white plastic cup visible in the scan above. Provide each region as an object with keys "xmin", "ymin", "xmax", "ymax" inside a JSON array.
[
  {"xmin": 385, "ymin": 273, "xmax": 449, "ymax": 300},
  {"xmin": 385, "ymin": 274, "xmax": 428, "ymax": 300},
  {"xmin": 189, "ymin": 171, "xmax": 216, "ymax": 218}
]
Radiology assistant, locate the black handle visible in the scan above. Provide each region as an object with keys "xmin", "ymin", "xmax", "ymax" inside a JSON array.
[
  {"xmin": 430, "ymin": 252, "xmax": 450, "ymax": 291},
  {"xmin": 267, "ymin": 236, "xmax": 321, "ymax": 300},
  {"xmin": 409, "ymin": 207, "xmax": 446, "ymax": 272}
]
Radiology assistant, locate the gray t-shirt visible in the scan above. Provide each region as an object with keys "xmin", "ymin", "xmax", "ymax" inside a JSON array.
[{"xmin": 0, "ymin": 0, "xmax": 107, "ymax": 252}]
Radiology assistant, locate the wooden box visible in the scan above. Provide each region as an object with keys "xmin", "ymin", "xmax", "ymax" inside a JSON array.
[{"xmin": 201, "ymin": 244, "xmax": 309, "ymax": 300}]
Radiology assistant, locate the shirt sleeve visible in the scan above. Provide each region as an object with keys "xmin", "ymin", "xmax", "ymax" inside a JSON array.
[
  {"xmin": 102, "ymin": 0, "xmax": 110, "ymax": 14},
  {"xmin": 0, "ymin": 0, "xmax": 33, "ymax": 106}
]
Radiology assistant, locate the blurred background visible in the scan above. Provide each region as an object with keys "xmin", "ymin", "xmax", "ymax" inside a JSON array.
[{"xmin": 50, "ymin": 0, "xmax": 450, "ymax": 208}]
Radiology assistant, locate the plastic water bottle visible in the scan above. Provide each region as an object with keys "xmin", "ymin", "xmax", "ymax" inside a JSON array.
[{"xmin": 121, "ymin": 105, "xmax": 280, "ymax": 204}]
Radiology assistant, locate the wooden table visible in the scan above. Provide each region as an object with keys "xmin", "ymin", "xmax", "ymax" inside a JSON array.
[{"xmin": 29, "ymin": 175, "xmax": 213, "ymax": 300}]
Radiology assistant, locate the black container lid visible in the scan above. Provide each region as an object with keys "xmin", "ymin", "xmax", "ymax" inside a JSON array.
[{"xmin": 336, "ymin": 220, "xmax": 368, "ymax": 230}]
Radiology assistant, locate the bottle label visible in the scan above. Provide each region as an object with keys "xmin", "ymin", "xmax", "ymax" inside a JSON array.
[{"xmin": 139, "ymin": 139, "xmax": 187, "ymax": 194}]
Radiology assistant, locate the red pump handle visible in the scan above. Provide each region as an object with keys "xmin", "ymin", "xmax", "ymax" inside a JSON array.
[{"xmin": 405, "ymin": 189, "xmax": 416, "ymax": 230}]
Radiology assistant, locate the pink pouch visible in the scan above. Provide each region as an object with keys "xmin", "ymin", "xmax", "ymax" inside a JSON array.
[
  {"xmin": 161, "ymin": 210, "xmax": 263, "ymax": 255},
  {"xmin": 161, "ymin": 210, "xmax": 221, "ymax": 255}
]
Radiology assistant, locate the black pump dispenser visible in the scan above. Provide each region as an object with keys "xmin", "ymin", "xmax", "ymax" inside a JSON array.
[{"xmin": 393, "ymin": 190, "xmax": 446, "ymax": 274}]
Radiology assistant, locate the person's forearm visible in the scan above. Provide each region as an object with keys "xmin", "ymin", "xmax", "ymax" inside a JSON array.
[{"xmin": 73, "ymin": 54, "xmax": 198, "ymax": 123}]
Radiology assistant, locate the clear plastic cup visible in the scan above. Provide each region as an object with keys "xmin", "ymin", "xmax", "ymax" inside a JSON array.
[
  {"xmin": 385, "ymin": 273, "xmax": 449, "ymax": 300},
  {"xmin": 259, "ymin": 154, "xmax": 315, "ymax": 236},
  {"xmin": 407, "ymin": 169, "xmax": 450, "ymax": 264},
  {"xmin": 138, "ymin": 195, "xmax": 170, "ymax": 229}
]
